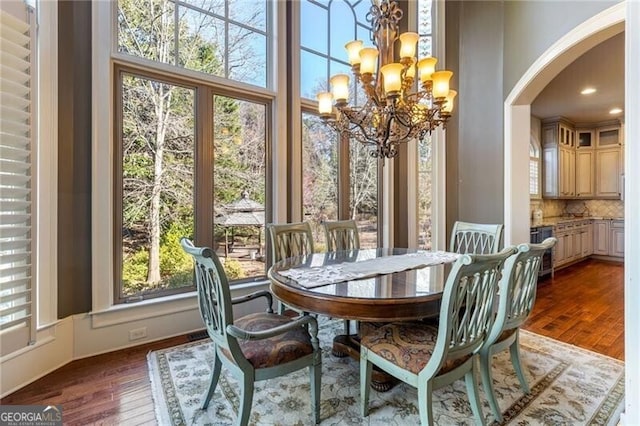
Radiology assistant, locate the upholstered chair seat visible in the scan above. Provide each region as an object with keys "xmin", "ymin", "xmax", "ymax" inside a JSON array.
[
  {"xmin": 360, "ymin": 322, "xmax": 472, "ymax": 375},
  {"xmin": 222, "ymin": 313, "xmax": 314, "ymax": 369}
]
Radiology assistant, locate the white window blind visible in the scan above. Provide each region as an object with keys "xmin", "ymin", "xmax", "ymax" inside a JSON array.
[{"xmin": 0, "ymin": 4, "xmax": 36, "ymax": 356}]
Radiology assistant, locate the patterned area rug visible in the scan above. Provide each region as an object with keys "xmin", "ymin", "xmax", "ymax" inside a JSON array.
[{"xmin": 148, "ymin": 318, "xmax": 624, "ymax": 425}]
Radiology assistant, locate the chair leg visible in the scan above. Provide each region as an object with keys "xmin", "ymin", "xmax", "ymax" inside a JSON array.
[
  {"xmin": 201, "ymin": 352, "xmax": 222, "ymax": 409},
  {"xmin": 479, "ymin": 349, "xmax": 502, "ymax": 422},
  {"xmin": 465, "ymin": 362, "xmax": 486, "ymax": 426},
  {"xmin": 417, "ymin": 380, "xmax": 434, "ymax": 426},
  {"xmin": 510, "ymin": 334, "xmax": 530, "ymax": 394},
  {"xmin": 236, "ymin": 375, "xmax": 254, "ymax": 426},
  {"xmin": 360, "ymin": 351, "xmax": 373, "ymax": 417},
  {"xmin": 310, "ymin": 360, "xmax": 322, "ymax": 424}
]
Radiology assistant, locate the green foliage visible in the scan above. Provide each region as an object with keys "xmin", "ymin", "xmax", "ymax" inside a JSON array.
[
  {"xmin": 160, "ymin": 222, "xmax": 194, "ymax": 277},
  {"xmin": 122, "ymin": 249, "xmax": 150, "ymax": 294},
  {"xmin": 223, "ymin": 258, "xmax": 245, "ymax": 280}
]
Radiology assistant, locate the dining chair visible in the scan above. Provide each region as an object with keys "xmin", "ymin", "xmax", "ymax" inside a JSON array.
[
  {"xmin": 479, "ymin": 237, "xmax": 557, "ymax": 422},
  {"xmin": 323, "ymin": 219, "xmax": 360, "ymax": 252},
  {"xmin": 360, "ymin": 247, "xmax": 517, "ymax": 426},
  {"xmin": 322, "ymin": 219, "xmax": 360, "ymax": 335},
  {"xmin": 268, "ymin": 221, "xmax": 315, "ymax": 314},
  {"xmin": 450, "ymin": 221, "xmax": 504, "ymax": 254},
  {"xmin": 180, "ymin": 238, "xmax": 322, "ymax": 426}
]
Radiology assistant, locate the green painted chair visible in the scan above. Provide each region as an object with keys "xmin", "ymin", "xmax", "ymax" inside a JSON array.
[
  {"xmin": 360, "ymin": 247, "xmax": 517, "ymax": 426},
  {"xmin": 479, "ymin": 237, "xmax": 557, "ymax": 422},
  {"xmin": 323, "ymin": 219, "xmax": 360, "ymax": 252},
  {"xmin": 322, "ymin": 219, "xmax": 360, "ymax": 335},
  {"xmin": 450, "ymin": 221, "xmax": 504, "ymax": 254},
  {"xmin": 180, "ymin": 238, "xmax": 322, "ymax": 426},
  {"xmin": 268, "ymin": 222, "xmax": 315, "ymax": 314}
]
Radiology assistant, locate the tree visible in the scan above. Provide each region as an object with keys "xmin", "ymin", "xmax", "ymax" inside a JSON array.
[{"xmin": 118, "ymin": 0, "xmax": 265, "ymax": 292}]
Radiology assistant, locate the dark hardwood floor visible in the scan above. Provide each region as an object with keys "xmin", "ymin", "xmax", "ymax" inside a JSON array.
[{"xmin": 1, "ymin": 258, "xmax": 624, "ymax": 424}]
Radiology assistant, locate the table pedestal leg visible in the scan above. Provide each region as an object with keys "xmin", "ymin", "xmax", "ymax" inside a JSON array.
[{"xmin": 331, "ymin": 334, "xmax": 397, "ymax": 392}]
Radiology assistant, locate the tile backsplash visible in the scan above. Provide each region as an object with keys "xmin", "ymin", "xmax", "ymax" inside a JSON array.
[{"xmin": 530, "ymin": 199, "xmax": 624, "ymax": 219}]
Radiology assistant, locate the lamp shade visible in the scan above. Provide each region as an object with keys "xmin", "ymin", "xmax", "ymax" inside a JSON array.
[
  {"xmin": 417, "ymin": 57, "xmax": 438, "ymax": 82},
  {"xmin": 359, "ymin": 47, "xmax": 379, "ymax": 75},
  {"xmin": 399, "ymin": 32, "xmax": 419, "ymax": 59},
  {"xmin": 317, "ymin": 92, "xmax": 333, "ymax": 115},
  {"xmin": 432, "ymin": 70, "xmax": 453, "ymax": 98},
  {"xmin": 380, "ymin": 63, "xmax": 404, "ymax": 95},
  {"xmin": 345, "ymin": 40, "xmax": 364, "ymax": 66},
  {"xmin": 330, "ymin": 74, "xmax": 350, "ymax": 104},
  {"xmin": 442, "ymin": 90, "xmax": 457, "ymax": 113}
]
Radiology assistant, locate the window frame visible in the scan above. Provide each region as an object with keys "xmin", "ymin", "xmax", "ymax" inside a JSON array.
[
  {"xmin": 93, "ymin": 1, "xmax": 276, "ymax": 311},
  {"xmin": 529, "ymin": 136, "xmax": 542, "ymax": 199}
]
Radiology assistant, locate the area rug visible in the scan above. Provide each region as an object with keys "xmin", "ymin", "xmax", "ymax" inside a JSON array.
[{"xmin": 147, "ymin": 318, "xmax": 624, "ymax": 425}]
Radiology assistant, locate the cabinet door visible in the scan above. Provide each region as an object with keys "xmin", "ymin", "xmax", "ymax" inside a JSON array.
[
  {"xmin": 592, "ymin": 220, "xmax": 609, "ymax": 255},
  {"xmin": 559, "ymin": 147, "xmax": 575, "ymax": 197},
  {"xmin": 595, "ymin": 148, "xmax": 622, "ymax": 198},
  {"xmin": 596, "ymin": 126, "xmax": 620, "ymax": 148},
  {"xmin": 543, "ymin": 145, "xmax": 558, "ymax": 198},
  {"xmin": 610, "ymin": 221, "xmax": 624, "ymax": 257},
  {"xmin": 581, "ymin": 224, "xmax": 593, "ymax": 257},
  {"xmin": 577, "ymin": 129, "xmax": 594, "ymax": 149},
  {"xmin": 575, "ymin": 150, "xmax": 594, "ymax": 197},
  {"xmin": 572, "ymin": 230, "xmax": 582, "ymax": 260},
  {"xmin": 554, "ymin": 232, "xmax": 566, "ymax": 267}
]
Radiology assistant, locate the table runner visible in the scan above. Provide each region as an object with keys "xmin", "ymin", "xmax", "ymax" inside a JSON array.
[{"xmin": 278, "ymin": 250, "xmax": 459, "ymax": 288}]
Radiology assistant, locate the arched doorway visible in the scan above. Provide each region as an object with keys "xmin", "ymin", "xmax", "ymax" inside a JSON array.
[{"xmin": 503, "ymin": 2, "xmax": 640, "ymax": 421}]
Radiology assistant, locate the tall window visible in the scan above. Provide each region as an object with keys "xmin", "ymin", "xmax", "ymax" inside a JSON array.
[
  {"xmin": 300, "ymin": 0, "xmax": 378, "ymax": 248},
  {"xmin": 118, "ymin": 0, "xmax": 268, "ymax": 87},
  {"xmin": 418, "ymin": 0, "xmax": 434, "ymax": 249},
  {"xmin": 0, "ymin": 2, "xmax": 36, "ymax": 355},
  {"xmin": 115, "ymin": 0, "xmax": 271, "ymax": 302}
]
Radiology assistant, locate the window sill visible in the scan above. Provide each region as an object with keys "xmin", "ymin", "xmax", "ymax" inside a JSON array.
[{"xmin": 89, "ymin": 279, "xmax": 270, "ymax": 328}]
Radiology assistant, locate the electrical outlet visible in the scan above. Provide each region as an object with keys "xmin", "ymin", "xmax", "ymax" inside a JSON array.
[{"xmin": 129, "ymin": 327, "xmax": 147, "ymax": 341}]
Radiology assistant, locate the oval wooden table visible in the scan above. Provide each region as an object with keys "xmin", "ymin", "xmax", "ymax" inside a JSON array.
[{"xmin": 267, "ymin": 247, "xmax": 455, "ymax": 390}]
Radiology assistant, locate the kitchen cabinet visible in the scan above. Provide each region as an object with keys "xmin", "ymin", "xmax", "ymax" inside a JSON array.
[
  {"xmin": 575, "ymin": 150, "xmax": 594, "ymax": 197},
  {"xmin": 592, "ymin": 219, "xmax": 624, "ymax": 258},
  {"xmin": 595, "ymin": 147, "xmax": 623, "ymax": 198},
  {"xmin": 596, "ymin": 125, "xmax": 622, "ymax": 148},
  {"xmin": 576, "ymin": 129, "xmax": 595, "ymax": 149},
  {"xmin": 610, "ymin": 220, "xmax": 624, "ymax": 258},
  {"xmin": 581, "ymin": 223, "xmax": 593, "ymax": 257},
  {"xmin": 553, "ymin": 220, "xmax": 594, "ymax": 269},
  {"xmin": 592, "ymin": 220, "xmax": 609, "ymax": 255},
  {"xmin": 541, "ymin": 119, "xmax": 623, "ymax": 200},
  {"xmin": 543, "ymin": 142, "xmax": 575, "ymax": 198},
  {"xmin": 542, "ymin": 119, "xmax": 576, "ymax": 198}
]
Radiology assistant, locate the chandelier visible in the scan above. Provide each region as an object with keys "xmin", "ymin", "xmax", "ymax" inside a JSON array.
[{"xmin": 317, "ymin": 0, "xmax": 456, "ymax": 159}]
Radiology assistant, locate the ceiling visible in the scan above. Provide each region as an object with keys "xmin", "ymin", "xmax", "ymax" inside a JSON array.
[{"xmin": 531, "ymin": 32, "xmax": 625, "ymax": 125}]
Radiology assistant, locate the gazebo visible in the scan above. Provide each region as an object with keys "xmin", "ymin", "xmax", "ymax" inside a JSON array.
[{"xmin": 216, "ymin": 191, "xmax": 265, "ymax": 258}]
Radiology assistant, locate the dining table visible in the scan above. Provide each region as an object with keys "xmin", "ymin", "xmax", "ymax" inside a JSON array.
[{"xmin": 267, "ymin": 247, "xmax": 459, "ymax": 390}]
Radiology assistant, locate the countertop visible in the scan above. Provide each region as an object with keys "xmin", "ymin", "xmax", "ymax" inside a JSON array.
[{"xmin": 531, "ymin": 216, "xmax": 624, "ymax": 228}]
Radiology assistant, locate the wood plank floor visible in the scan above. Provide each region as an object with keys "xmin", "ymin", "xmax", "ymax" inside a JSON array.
[{"xmin": 1, "ymin": 258, "xmax": 624, "ymax": 425}]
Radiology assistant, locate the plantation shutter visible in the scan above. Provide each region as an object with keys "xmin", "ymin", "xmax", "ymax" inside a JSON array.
[{"xmin": 0, "ymin": 3, "xmax": 36, "ymax": 356}]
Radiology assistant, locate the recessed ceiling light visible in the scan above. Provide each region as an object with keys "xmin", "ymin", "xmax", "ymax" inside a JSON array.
[
  {"xmin": 609, "ymin": 108, "xmax": 623, "ymax": 115},
  {"xmin": 581, "ymin": 87, "xmax": 596, "ymax": 95}
]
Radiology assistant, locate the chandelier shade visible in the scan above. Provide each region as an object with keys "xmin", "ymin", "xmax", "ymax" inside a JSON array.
[{"xmin": 317, "ymin": 0, "xmax": 456, "ymax": 159}]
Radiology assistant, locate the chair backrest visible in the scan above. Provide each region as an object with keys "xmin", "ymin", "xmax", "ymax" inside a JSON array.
[
  {"xmin": 268, "ymin": 221, "xmax": 315, "ymax": 264},
  {"xmin": 489, "ymin": 237, "xmax": 557, "ymax": 338},
  {"xmin": 430, "ymin": 247, "xmax": 517, "ymax": 369},
  {"xmin": 450, "ymin": 221, "xmax": 504, "ymax": 254},
  {"xmin": 180, "ymin": 238, "xmax": 234, "ymax": 351},
  {"xmin": 323, "ymin": 219, "xmax": 360, "ymax": 251}
]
